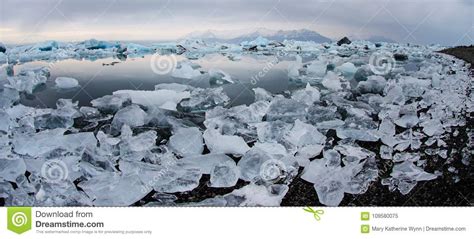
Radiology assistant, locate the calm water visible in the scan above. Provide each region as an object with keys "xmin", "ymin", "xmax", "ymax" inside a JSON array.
[{"xmin": 15, "ymin": 53, "xmax": 297, "ymax": 108}]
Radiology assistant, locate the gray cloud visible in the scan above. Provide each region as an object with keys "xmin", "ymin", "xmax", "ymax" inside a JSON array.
[{"xmin": 0, "ymin": 0, "xmax": 472, "ymax": 45}]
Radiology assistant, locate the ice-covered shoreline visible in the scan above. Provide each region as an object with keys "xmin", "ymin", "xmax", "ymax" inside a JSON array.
[{"xmin": 0, "ymin": 38, "xmax": 472, "ymax": 206}]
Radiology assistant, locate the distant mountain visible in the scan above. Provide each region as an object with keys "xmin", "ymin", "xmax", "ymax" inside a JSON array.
[{"xmin": 182, "ymin": 28, "xmax": 332, "ymax": 44}]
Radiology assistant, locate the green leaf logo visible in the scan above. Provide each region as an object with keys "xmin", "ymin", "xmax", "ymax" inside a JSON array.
[
  {"xmin": 303, "ymin": 207, "xmax": 324, "ymax": 221},
  {"xmin": 7, "ymin": 207, "xmax": 32, "ymax": 234}
]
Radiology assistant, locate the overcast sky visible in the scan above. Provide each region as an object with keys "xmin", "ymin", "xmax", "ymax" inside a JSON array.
[{"xmin": 0, "ymin": 0, "xmax": 473, "ymax": 45}]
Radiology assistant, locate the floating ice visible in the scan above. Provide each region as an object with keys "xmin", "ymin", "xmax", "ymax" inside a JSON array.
[
  {"xmin": 288, "ymin": 55, "xmax": 302, "ymax": 79},
  {"xmin": 113, "ymin": 89, "xmax": 190, "ymax": 110},
  {"xmin": 171, "ymin": 61, "xmax": 202, "ymax": 79},
  {"xmin": 55, "ymin": 77, "xmax": 79, "ymax": 89},
  {"xmin": 91, "ymin": 94, "xmax": 131, "ymax": 113},
  {"xmin": 253, "ymin": 88, "xmax": 273, "ymax": 102},
  {"xmin": 208, "ymin": 69, "xmax": 234, "ymax": 85},
  {"xmin": 155, "ymin": 83, "xmax": 194, "ymax": 92},
  {"xmin": 125, "ymin": 43, "xmax": 153, "ymax": 54},
  {"xmin": 6, "ymin": 68, "xmax": 49, "ymax": 94}
]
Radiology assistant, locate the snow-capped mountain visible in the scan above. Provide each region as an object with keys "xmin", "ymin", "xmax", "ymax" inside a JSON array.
[{"xmin": 182, "ymin": 28, "xmax": 332, "ymax": 43}]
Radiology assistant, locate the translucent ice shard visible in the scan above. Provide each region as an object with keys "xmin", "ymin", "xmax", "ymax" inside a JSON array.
[
  {"xmin": 266, "ymin": 98, "xmax": 307, "ymax": 123},
  {"xmin": 168, "ymin": 127, "xmax": 203, "ymax": 157},
  {"xmin": 421, "ymin": 119, "xmax": 443, "ymax": 136},
  {"xmin": 322, "ymin": 71, "xmax": 343, "ymax": 91},
  {"xmin": 13, "ymin": 129, "xmax": 96, "ymax": 157},
  {"xmin": 119, "ymin": 125, "xmax": 157, "ymax": 162},
  {"xmin": 6, "ymin": 70, "xmax": 48, "ymax": 94},
  {"xmin": 78, "ymin": 172, "xmax": 149, "ymax": 206},
  {"xmin": 0, "ymin": 158, "xmax": 26, "ymax": 182},
  {"xmin": 394, "ymin": 114, "xmax": 419, "ymax": 128},
  {"xmin": 306, "ymin": 60, "xmax": 327, "ymax": 78},
  {"xmin": 154, "ymin": 168, "xmax": 202, "ymax": 193},
  {"xmin": 291, "ymin": 83, "xmax": 320, "ymax": 105},
  {"xmin": 288, "ymin": 55, "xmax": 303, "ymax": 79},
  {"xmin": 336, "ymin": 117, "xmax": 380, "ymax": 142},
  {"xmin": 203, "ymin": 128, "xmax": 250, "ymax": 155},
  {"xmin": 237, "ymin": 148, "xmax": 272, "ymax": 182},
  {"xmin": 382, "ymin": 161, "xmax": 437, "ymax": 195},
  {"xmin": 336, "ymin": 62, "xmax": 357, "ymax": 78},
  {"xmin": 253, "ymin": 87, "xmax": 273, "ymax": 102},
  {"xmin": 356, "ymin": 75, "xmax": 387, "ymax": 94},
  {"xmin": 210, "ymin": 161, "xmax": 239, "ymax": 188},
  {"xmin": 284, "ymin": 119, "xmax": 326, "ymax": 147},
  {"xmin": 111, "ymin": 105, "xmax": 148, "ymax": 130},
  {"xmin": 179, "ymin": 87, "xmax": 229, "ymax": 113},
  {"xmin": 91, "ymin": 94, "xmax": 131, "ymax": 113}
]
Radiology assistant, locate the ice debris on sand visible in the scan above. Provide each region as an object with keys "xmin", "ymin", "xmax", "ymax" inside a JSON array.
[{"xmin": 0, "ymin": 38, "xmax": 472, "ymax": 207}]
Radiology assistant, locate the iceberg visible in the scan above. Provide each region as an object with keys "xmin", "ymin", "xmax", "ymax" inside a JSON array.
[{"xmin": 168, "ymin": 127, "xmax": 204, "ymax": 157}]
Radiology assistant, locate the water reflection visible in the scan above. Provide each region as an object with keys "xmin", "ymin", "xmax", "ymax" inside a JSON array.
[{"xmin": 15, "ymin": 53, "xmax": 295, "ymax": 108}]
